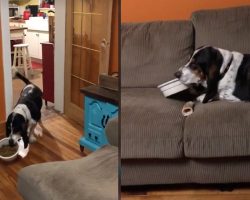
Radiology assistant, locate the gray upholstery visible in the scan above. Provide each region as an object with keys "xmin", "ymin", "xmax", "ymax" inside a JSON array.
[
  {"xmin": 184, "ymin": 101, "xmax": 250, "ymax": 158},
  {"xmin": 121, "ymin": 21, "xmax": 194, "ymax": 87},
  {"xmin": 122, "ymin": 157, "xmax": 250, "ymax": 186},
  {"xmin": 192, "ymin": 6, "xmax": 250, "ymax": 53},
  {"xmin": 121, "ymin": 88, "xmax": 185, "ymax": 159},
  {"xmin": 18, "ymin": 146, "xmax": 118, "ymax": 200},
  {"xmin": 106, "ymin": 117, "xmax": 119, "ymax": 147},
  {"xmin": 121, "ymin": 5, "xmax": 250, "ymax": 186}
]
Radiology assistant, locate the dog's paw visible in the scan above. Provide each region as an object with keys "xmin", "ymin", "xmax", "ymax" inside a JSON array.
[
  {"xmin": 29, "ymin": 135, "xmax": 37, "ymax": 143},
  {"xmin": 34, "ymin": 128, "xmax": 43, "ymax": 137},
  {"xmin": 196, "ymin": 94, "xmax": 206, "ymax": 102}
]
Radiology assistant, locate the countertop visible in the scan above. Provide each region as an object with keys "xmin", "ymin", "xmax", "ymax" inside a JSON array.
[{"xmin": 10, "ymin": 26, "xmax": 27, "ymax": 31}]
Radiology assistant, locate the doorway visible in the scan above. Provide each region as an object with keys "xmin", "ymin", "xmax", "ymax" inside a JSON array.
[{"xmin": 64, "ymin": 0, "xmax": 113, "ymax": 124}]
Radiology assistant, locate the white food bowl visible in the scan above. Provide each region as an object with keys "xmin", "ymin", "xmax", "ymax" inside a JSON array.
[
  {"xmin": 158, "ymin": 79, "xmax": 188, "ymax": 97},
  {"xmin": 0, "ymin": 138, "xmax": 19, "ymax": 162}
]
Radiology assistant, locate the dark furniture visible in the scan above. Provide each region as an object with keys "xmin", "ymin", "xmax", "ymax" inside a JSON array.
[{"xmin": 41, "ymin": 42, "xmax": 54, "ymax": 105}]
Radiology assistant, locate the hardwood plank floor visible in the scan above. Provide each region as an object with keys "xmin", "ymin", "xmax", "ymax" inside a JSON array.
[
  {"xmin": 121, "ymin": 184, "xmax": 250, "ymax": 200},
  {"xmin": 0, "ymin": 108, "xmax": 84, "ymax": 200}
]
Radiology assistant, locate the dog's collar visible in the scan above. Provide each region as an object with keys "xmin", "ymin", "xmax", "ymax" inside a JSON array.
[{"xmin": 220, "ymin": 55, "xmax": 233, "ymax": 78}]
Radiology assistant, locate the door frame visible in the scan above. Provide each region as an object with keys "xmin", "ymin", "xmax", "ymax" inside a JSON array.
[
  {"xmin": 1, "ymin": 0, "xmax": 67, "ymax": 117},
  {"xmin": 0, "ymin": 0, "xmax": 12, "ymax": 118}
]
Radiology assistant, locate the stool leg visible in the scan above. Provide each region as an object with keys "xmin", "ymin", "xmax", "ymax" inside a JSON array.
[
  {"xmin": 22, "ymin": 47, "xmax": 28, "ymax": 78},
  {"xmin": 12, "ymin": 47, "xmax": 17, "ymax": 69},
  {"xmin": 26, "ymin": 46, "xmax": 33, "ymax": 75},
  {"xmin": 18, "ymin": 48, "xmax": 22, "ymax": 69}
]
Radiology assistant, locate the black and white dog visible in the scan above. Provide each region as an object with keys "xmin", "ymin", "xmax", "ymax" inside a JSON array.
[
  {"xmin": 6, "ymin": 72, "xmax": 43, "ymax": 148},
  {"xmin": 175, "ymin": 46, "xmax": 250, "ymax": 103}
]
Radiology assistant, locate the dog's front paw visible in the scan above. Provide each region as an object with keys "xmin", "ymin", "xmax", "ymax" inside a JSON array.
[
  {"xmin": 29, "ymin": 135, "xmax": 37, "ymax": 143},
  {"xmin": 196, "ymin": 94, "xmax": 206, "ymax": 102},
  {"xmin": 34, "ymin": 128, "xmax": 43, "ymax": 137}
]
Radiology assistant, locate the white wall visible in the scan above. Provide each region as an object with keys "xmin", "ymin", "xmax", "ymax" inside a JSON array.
[
  {"xmin": 0, "ymin": 0, "xmax": 13, "ymax": 118},
  {"xmin": 54, "ymin": 0, "xmax": 66, "ymax": 113}
]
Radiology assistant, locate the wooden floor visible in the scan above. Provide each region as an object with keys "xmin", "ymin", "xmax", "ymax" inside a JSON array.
[{"xmin": 121, "ymin": 184, "xmax": 250, "ymax": 199}]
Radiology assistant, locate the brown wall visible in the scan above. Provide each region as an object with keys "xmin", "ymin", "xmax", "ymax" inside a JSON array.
[
  {"xmin": 109, "ymin": 0, "xmax": 118, "ymax": 74},
  {"xmin": 122, "ymin": 0, "xmax": 250, "ymax": 22},
  {"xmin": 0, "ymin": 20, "xmax": 6, "ymax": 122}
]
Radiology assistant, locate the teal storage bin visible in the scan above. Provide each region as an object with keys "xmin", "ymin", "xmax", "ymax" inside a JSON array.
[{"xmin": 79, "ymin": 96, "xmax": 118, "ymax": 151}]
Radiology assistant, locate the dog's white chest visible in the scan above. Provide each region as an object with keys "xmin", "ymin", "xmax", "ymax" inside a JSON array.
[{"xmin": 218, "ymin": 52, "xmax": 243, "ymax": 101}]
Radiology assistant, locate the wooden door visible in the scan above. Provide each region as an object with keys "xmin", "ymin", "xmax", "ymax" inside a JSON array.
[{"xmin": 65, "ymin": 0, "xmax": 113, "ymax": 124}]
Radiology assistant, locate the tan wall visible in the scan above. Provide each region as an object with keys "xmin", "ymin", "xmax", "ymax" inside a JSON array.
[{"xmin": 122, "ymin": 0, "xmax": 250, "ymax": 22}]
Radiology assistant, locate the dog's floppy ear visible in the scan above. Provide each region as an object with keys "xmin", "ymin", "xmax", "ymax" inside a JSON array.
[
  {"xmin": 202, "ymin": 49, "xmax": 223, "ymax": 103},
  {"xmin": 6, "ymin": 113, "xmax": 13, "ymax": 137},
  {"xmin": 20, "ymin": 122, "xmax": 29, "ymax": 148}
]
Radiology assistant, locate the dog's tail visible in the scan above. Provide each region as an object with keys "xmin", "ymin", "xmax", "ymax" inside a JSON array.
[{"xmin": 15, "ymin": 71, "xmax": 31, "ymax": 85}]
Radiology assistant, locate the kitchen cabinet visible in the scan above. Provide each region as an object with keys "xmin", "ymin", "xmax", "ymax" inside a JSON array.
[{"xmin": 25, "ymin": 30, "xmax": 49, "ymax": 59}]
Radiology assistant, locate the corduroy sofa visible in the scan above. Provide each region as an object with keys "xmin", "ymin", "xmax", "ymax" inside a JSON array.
[
  {"xmin": 17, "ymin": 118, "xmax": 118, "ymax": 200},
  {"xmin": 121, "ymin": 6, "xmax": 250, "ymax": 186}
]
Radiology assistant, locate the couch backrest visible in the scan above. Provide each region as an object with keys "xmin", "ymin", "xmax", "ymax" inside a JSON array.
[
  {"xmin": 192, "ymin": 6, "xmax": 250, "ymax": 53},
  {"xmin": 121, "ymin": 21, "xmax": 194, "ymax": 88}
]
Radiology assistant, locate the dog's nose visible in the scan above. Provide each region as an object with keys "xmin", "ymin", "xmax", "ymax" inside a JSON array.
[
  {"xmin": 9, "ymin": 139, "xmax": 15, "ymax": 147},
  {"xmin": 174, "ymin": 71, "xmax": 182, "ymax": 79}
]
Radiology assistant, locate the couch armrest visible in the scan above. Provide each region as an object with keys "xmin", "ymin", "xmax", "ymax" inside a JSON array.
[{"xmin": 106, "ymin": 117, "xmax": 118, "ymax": 147}]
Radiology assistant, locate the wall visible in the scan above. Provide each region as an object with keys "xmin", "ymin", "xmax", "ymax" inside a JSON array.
[
  {"xmin": 0, "ymin": 20, "xmax": 5, "ymax": 123},
  {"xmin": 0, "ymin": 0, "xmax": 12, "ymax": 119},
  {"xmin": 122, "ymin": 0, "xmax": 250, "ymax": 22},
  {"xmin": 109, "ymin": 0, "xmax": 118, "ymax": 74}
]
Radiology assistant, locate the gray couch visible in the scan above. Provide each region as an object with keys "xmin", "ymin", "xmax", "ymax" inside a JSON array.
[
  {"xmin": 17, "ymin": 118, "xmax": 118, "ymax": 200},
  {"xmin": 121, "ymin": 6, "xmax": 250, "ymax": 186}
]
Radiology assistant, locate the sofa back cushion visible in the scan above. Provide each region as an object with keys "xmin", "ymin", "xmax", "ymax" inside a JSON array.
[
  {"xmin": 121, "ymin": 21, "xmax": 194, "ymax": 88},
  {"xmin": 192, "ymin": 6, "xmax": 250, "ymax": 53}
]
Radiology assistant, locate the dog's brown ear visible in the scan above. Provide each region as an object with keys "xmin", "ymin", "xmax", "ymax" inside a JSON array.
[{"xmin": 202, "ymin": 65, "xmax": 220, "ymax": 103}]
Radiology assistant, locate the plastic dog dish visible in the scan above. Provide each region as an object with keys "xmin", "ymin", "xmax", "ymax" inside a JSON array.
[{"xmin": 0, "ymin": 138, "xmax": 19, "ymax": 162}]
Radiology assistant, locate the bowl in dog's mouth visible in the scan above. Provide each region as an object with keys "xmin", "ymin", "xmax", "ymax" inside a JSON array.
[{"xmin": 0, "ymin": 138, "xmax": 19, "ymax": 162}]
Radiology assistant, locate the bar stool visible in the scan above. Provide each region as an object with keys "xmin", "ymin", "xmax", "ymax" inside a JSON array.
[{"xmin": 12, "ymin": 43, "xmax": 33, "ymax": 78}]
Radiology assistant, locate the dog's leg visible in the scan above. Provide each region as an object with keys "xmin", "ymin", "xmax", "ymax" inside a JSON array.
[
  {"xmin": 34, "ymin": 126, "xmax": 43, "ymax": 137},
  {"xmin": 28, "ymin": 123, "xmax": 37, "ymax": 143},
  {"xmin": 29, "ymin": 133, "xmax": 37, "ymax": 143},
  {"xmin": 196, "ymin": 94, "xmax": 206, "ymax": 102},
  {"xmin": 219, "ymin": 91, "xmax": 241, "ymax": 102}
]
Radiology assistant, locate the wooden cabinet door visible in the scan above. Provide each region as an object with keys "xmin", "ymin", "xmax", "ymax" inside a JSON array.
[
  {"xmin": 25, "ymin": 31, "xmax": 39, "ymax": 58},
  {"xmin": 65, "ymin": 0, "xmax": 113, "ymax": 124}
]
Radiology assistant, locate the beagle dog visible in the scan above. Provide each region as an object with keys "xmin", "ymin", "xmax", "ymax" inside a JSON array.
[
  {"xmin": 6, "ymin": 72, "xmax": 43, "ymax": 148},
  {"xmin": 175, "ymin": 46, "xmax": 250, "ymax": 103}
]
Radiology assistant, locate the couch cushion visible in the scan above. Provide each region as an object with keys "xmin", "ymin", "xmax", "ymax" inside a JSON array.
[
  {"xmin": 184, "ymin": 101, "xmax": 250, "ymax": 158},
  {"xmin": 18, "ymin": 146, "xmax": 118, "ymax": 200},
  {"xmin": 121, "ymin": 88, "xmax": 185, "ymax": 159},
  {"xmin": 121, "ymin": 21, "xmax": 194, "ymax": 87},
  {"xmin": 192, "ymin": 6, "xmax": 250, "ymax": 53}
]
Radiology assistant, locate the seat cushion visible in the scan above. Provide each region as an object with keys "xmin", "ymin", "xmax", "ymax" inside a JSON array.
[
  {"xmin": 121, "ymin": 88, "xmax": 185, "ymax": 159},
  {"xmin": 184, "ymin": 101, "xmax": 250, "ymax": 158},
  {"xmin": 192, "ymin": 6, "xmax": 250, "ymax": 53},
  {"xmin": 121, "ymin": 21, "xmax": 194, "ymax": 87},
  {"xmin": 18, "ymin": 146, "xmax": 118, "ymax": 200}
]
